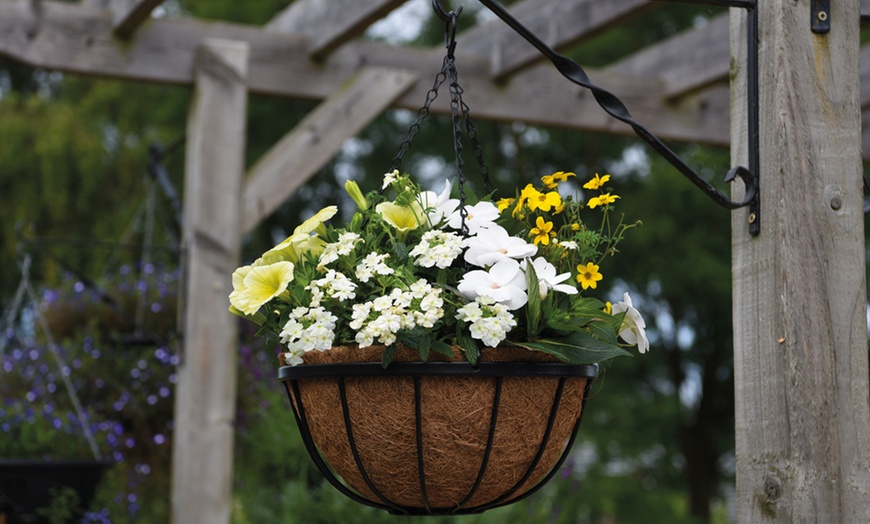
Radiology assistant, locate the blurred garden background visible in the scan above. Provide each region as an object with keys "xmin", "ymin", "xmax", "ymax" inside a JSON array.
[{"xmin": 0, "ymin": 0, "xmax": 763, "ymax": 522}]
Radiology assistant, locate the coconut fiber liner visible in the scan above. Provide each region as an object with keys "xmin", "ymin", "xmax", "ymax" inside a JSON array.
[{"xmin": 281, "ymin": 345, "xmax": 589, "ymax": 511}]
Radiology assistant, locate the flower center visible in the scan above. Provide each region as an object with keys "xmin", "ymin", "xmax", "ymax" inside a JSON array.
[
  {"xmin": 490, "ymin": 282, "xmax": 501, "ymax": 289},
  {"xmin": 499, "ymin": 248, "xmax": 508, "ymax": 254}
]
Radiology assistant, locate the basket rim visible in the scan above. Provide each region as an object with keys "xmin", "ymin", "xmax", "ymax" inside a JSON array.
[{"xmin": 278, "ymin": 361, "xmax": 599, "ymax": 381}]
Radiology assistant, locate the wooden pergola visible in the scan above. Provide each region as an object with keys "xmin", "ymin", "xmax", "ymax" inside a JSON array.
[{"xmin": 2, "ymin": 0, "xmax": 869, "ymax": 522}]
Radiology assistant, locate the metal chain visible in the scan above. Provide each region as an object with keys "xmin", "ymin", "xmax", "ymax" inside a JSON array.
[
  {"xmin": 446, "ymin": 55, "xmax": 469, "ymax": 236},
  {"xmin": 388, "ymin": 57, "xmax": 450, "ymax": 177}
]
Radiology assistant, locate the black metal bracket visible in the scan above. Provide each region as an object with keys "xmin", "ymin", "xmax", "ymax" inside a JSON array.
[
  {"xmin": 474, "ymin": 0, "xmax": 761, "ymax": 235},
  {"xmin": 812, "ymin": 0, "xmax": 831, "ymax": 34}
]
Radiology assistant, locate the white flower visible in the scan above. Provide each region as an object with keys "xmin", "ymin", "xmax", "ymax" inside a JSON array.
[
  {"xmin": 611, "ymin": 292, "xmax": 649, "ymax": 354},
  {"xmin": 279, "ymin": 306, "xmax": 338, "ymax": 363},
  {"xmin": 522, "ymin": 257, "xmax": 577, "ymax": 298},
  {"xmin": 355, "ymin": 252, "xmax": 394, "ymax": 282},
  {"xmin": 318, "ymin": 232, "xmax": 362, "ymax": 267},
  {"xmin": 382, "ymin": 169, "xmax": 399, "ymax": 190},
  {"xmin": 417, "ymin": 179, "xmax": 459, "ymax": 226},
  {"xmin": 457, "ymin": 258, "xmax": 528, "ymax": 310},
  {"xmin": 456, "ymin": 296, "xmax": 516, "ymax": 348},
  {"xmin": 559, "ymin": 240, "xmax": 579, "ymax": 250},
  {"xmin": 409, "ymin": 230, "xmax": 463, "ymax": 269},
  {"xmin": 447, "ymin": 201, "xmax": 499, "ymax": 234},
  {"xmin": 309, "ymin": 269, "xmax": 357, "ymax": 302},
  {"xmin": 463, "ymin": 225, "xmax": 537, "ymax": 267}
]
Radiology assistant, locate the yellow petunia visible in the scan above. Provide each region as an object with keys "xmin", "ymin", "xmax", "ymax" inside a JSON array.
[
  {"xmin": 583, "ymin": 173, "xmax": 611, "ymax": 190},
  {"xmin": 376, "ymin": 201, "xmax": 425, "ymax": 232},
  {"xmin": 529, "ymin": 216, "xmax": 556, "ymax": 246},
  {"xmin": 575, "ymin": 262, "xmax": 603, "ymax": 290},
  {"xmin": 527, "ymin": 190, "xmax": 562, "ymax": 213},
  {"xmin": 586, "ymin": 193, "xmax": 620, "ymax": 209},
  {"xmin": 542, "ymin": 171, "xmax": 576, "ymax": 189},
  {"xmin": 294, "ymin": 206, "xmax": 338, "ymax": 236},
  {"xmin": 496, "ymin": 197, "xmax": 515, "ymax": 213},
  {"xmin": 229, "ymin": 261, "xmax": 295, "ymax": 316},
  {"xmin": 262, "ymin": 232, "xmax": 326, "ymax": 264}
]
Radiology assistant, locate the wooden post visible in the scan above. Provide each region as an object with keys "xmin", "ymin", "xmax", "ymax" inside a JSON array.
[
  {"xmin": 171, "ymin": 38, "xmax": 248, "ymax": 524},
  {"xmin": 731, "ymin": 1, "xmax": 870, "ymax": 521}
]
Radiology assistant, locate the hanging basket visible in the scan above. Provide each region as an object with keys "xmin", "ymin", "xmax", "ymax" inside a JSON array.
[{"xmin": 279, "ymin": 345, "xmax": 598, "ymax": 515}]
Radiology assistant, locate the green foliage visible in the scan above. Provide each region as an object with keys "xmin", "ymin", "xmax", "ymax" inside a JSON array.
[{"xmin": 36, "ymin": 486, "xmax": 82, "ymax": 524}]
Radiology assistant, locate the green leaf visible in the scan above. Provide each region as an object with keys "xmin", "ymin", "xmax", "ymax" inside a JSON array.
[
  {"xmin": 455, "ymin": 330, "xmax": 479, "ymax": 365},
  {"xmin": 431, "ymin": 339, "xmax": 454, "ymax": 358},
  {"xmin": 381, "ymin": 345, "xmax": 398, "ymax": 368},
  {"xmin": 511, "ymin": 332, "xmax": 632, "ymax": 364},
  {"xmin": 525, "ymin": 262, "xmax": 542, "ymax": 337},
  {"xmin": 392, "ymin": 242, "xmax": 409, "ymax": 262}
]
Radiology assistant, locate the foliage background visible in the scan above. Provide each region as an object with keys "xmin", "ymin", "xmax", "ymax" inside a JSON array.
[{"xmin": 0, "ymin": 1, "xmax": 770, "ymax": 522}]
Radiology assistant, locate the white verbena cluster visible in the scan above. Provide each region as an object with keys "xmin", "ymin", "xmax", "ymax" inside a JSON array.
[
  {"xmin": 354, "ymin": 252, "xmax": 394, "ymax": 282},
  {"xmin": 409, "ymin": 230, "xmax": 463, "ymax": 269},
  {"xmin": 349, "ymin": 279, "xmax": 444, "ymax": 347},
  {"xmin": 307, "ymin": 269, "xmax": 357, "ymax": 305},
  {"xmin": 455, "ymin": 296, "xmax": 517, "ymax": 348},
  {"xmin": 280, "ymin": 306, "xmax": 338, "ymax": 365},
  {"xmin": 318, "ymin": 231, "xmax": 362, "ymax": 267}
]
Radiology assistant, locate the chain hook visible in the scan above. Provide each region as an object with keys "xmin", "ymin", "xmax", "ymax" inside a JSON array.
[{"xmin": 432, "ymin": 1, "xmax": 462, "ymax": 58}]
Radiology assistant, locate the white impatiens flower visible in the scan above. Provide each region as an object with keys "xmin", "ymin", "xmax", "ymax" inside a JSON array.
[
  {"xmin": 456, "ymin": 296, "xmax": 517, "ymax": 348},
  {"xmin": 280, "ymin": 306, "xmax": 338, "ymax": 366},
  {"xmin": 463, "ymin": 225, "xmax": 537, "ymax": 267},
  {"xmin": 417, "ymin": 179, "xmax": 459, "ymax": 226},
  {"xmin": 409, "ymin": 230, "xmax": 463, "ymax": 269},
  {"xmin": 318, "ymin": 232, "xmax": 362, "ymax": 267},
  {"xmin": 522, "ymin": 257, "xmax": 577, "ymax": 298},
  {"xmin": 611, "ymin": 292, "xmax": 649, "ymax": 354},
  {"xmin": 457, "ymin": 258, "xmax": 528, "ymax": 310},
  {"xmin": 447, "ymin": 201, "xmax": 500, "ymax": 234},
  {"xmin": 558, "ymin": 240, "xmax": 579, "ymax": 251},
  {"xmin": 355, "ymin": 252, "xmax": 394, "ymax": 282}
]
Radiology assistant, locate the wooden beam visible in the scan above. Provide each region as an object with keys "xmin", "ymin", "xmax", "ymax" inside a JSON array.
[
  {"xmin": 608, "ymin": 13, "xmax": 730, "ymax": 99},
  {"xmin": 110, "ymin": 0, "xmax": 164, "ymax": 38},
  {"xmin": 171, "ymin": 38, "xmax": 248, "ymax": 524},
  {"xmin": 0, "ymin": 0, "xmax": 731, "ymax": 145},
  {"xmin": 731, "ymin": 1, "xmax": 870, "ymax": 521},
  {"xmin": 242, "ymin": 67, "xmax": 417, "ymax": 233},
  {"xmin": 265, "ymin": 0, "xmax": 406, "ymax": 59},
  {"xmin": 460, "ymin": 0, "xmax": 653, "ymax": 80}
]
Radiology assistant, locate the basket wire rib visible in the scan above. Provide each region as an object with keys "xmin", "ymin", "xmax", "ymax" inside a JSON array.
[{"xmin": 282, "ymin": 362, "xmax": 597, "ymax": 516}]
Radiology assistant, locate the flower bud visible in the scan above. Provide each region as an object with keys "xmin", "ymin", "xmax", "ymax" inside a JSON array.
[{"xmin": 345, "ymin": 180, "xmax": 369, "ymax": 210}]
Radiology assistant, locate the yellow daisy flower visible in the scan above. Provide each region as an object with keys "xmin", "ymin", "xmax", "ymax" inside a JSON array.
[
  {"xmin": 528, "ymin": 190, "xmax": 562, "ymax": 213},
  {"xmin": 541, "ymin": 171, "xmax": 576, "ymax": 189},
  {"xmin": 529, "ymin": 216, "xmax": 556, "ymax": 246},
  {"xmin": 586, "ymin": 193, "xmax": 620, "ymax": 209},
  {"xmin": 496, "ymin": 197, "xmax": 515, "ymax": 213},
  {"xmin": 575, "ymin": 262, "xmax": 603, "ymax": 290},
  {"xmin": 514, "ymin": 184, "xmax": 540, "ymax": 215},
  {"xmin": 583, "ymin": 173, "xmax": 611, "ymax": 190}
]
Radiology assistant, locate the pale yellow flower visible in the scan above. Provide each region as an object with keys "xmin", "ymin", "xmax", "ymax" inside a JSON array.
[
  {"xmin": 229, "ymin": 261, "xmax": 295, "ymax": 316},
  {"xmin": 262, "ymin": 233, "xmax": 326, "ymax": 264},
  {"xmin": 294, "ymin": 206, "xmax": 338, "ymax": 236},
  {"xmin": 376, "ymin": 201, "xmax": 425, "ymax": 232},
  {"xmin": 344, "ymin": 181, "xmax": 369, "ymax": 210}
]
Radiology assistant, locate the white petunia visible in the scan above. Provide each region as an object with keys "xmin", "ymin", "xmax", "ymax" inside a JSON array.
[
  {"xmin": 611, "ymin": 292, "xmax": 649, "ymax": 354},
  {"xmin": 522, "ymin": 257, "xmax": 577, "ymax": 298},
  {"xmin": 463, "ymin": 225, "xmax": 537, "ymax": 267},
  {"xmin": 457, "ymin": 258, "xmax": 528, "ymax": 310}
]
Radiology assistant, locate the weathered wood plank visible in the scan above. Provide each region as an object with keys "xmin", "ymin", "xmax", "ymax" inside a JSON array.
[
  {"xmin": 608, "ymin": 13, "xmax": 730, "ymax": 98},
  {"xmin": 0, "ymin": 0, "xmax": 730, "ymax": 144},
  {"xmin": 110, "ymin": 0, "xmax": 164, "ymax": 37},
  {"xmin": 265, "ymin": 0, "xmax": 406, "ymax": 59},
  {"xmin": 731, "ymin": 1, "xmax": 870, "ymax": 521},
  {"xmin": 460, "ymin": 0, "xmax": 654, "ymax": 79},
  {"xmin": 171, "ymin": 38, "xmax": 248, "ymax": 524},
  {"xmin": 242, "ymin": 67, "xmax": 417, "ymax": 233}
]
